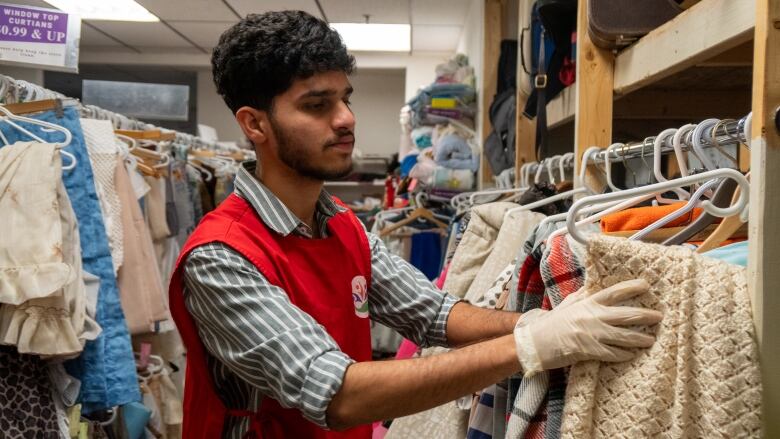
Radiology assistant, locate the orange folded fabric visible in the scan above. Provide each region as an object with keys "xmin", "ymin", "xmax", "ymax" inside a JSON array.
[{"xmin": 601, "ymin": 202, "xmax": 704, "ymax": 232}]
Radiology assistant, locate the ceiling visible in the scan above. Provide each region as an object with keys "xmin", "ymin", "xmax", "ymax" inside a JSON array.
[{"xmin": 11, "ymin": 0, "xmax": 472, "ymax": 54}]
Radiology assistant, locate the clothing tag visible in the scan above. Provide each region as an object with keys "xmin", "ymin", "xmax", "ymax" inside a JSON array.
[{"xmin": 139, "ymin": 343, "xmax": 152, "ymax": 369}]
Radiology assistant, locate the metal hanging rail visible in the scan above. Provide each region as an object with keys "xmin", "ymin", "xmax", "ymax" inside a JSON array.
[
  {"xmin": 0, "ymin": 74, "xmax": 242, "ymax": 155},
  {"xmin": 589, "ymin": 114, "xmax": 749, "ymax": 164}
]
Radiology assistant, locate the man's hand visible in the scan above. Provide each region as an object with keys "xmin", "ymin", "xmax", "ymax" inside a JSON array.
[{"xmin": 514, "ymin": 279, "xmax": 663, "ymax": 376}]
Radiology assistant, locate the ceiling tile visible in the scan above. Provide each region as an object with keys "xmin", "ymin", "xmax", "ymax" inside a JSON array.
[
  {"xmin": 412, "ymin": 24, "xmax": 461, "ymax": 52},
  {"xmin": 3, "ymin": 0, "xmax": 53, "ymax": 8},
  {"xmin": 411, "ymin": 0, "xmax": 471, "ymax": 25},
  {"xmin": 135, "ymin": 0, "xmax": 239, "ymax": 21},
  {"xmin": 321, "ymin": 0, "xmax": 409, "ymax": 24},
  {"xmin": 168, "ymin": 21, "xmax": 234, "ymax": 48},
  {"xmin": 225, "ymin": 0, "xmax": 322, "ymax": 19},
  {"xmin": 80, "ymin": 24, "xmax": 122, "ymax": 47},
  {"xmin": 87, "ymin": 21, "xmax": 193, "ymax": 48}
]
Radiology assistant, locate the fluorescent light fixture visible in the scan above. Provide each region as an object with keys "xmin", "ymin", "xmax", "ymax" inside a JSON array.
[
  {"xmin": 42, "ymin": 0, "xmax": 159, "ymax": 22},
  {"xmin": 331, "ymin": 23, "xmax": 411, "ymax": 52}
]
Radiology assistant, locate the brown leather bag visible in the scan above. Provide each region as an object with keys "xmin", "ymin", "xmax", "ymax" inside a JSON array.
[{"xmin": 587, "ymin": 0, "xmax": 691, "ymax": 50}]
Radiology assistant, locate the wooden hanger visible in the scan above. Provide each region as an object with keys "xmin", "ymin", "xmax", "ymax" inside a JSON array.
[
  {"xmin": 115, "ymin": 129, "xmax": 176, "ymax": 142},
  {"xmin": 2, "ymin": 99, "xmax": 69, "ymax": 115},
  {"xmin": 695, "ymin": 173, "xmax": 750, "ymax": 253},
  {"xmin": 379, "ymin": 207, "xmax": 448, "ymax": 237},
  {"xmin": 604, "ymin": 222, "xmax": 747, "ymax": 243}
]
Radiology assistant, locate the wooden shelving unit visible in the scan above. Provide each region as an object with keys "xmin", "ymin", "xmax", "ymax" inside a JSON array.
[{"xmin": 513, "ymin": 0, "xmax": 779, "ymax": 433}]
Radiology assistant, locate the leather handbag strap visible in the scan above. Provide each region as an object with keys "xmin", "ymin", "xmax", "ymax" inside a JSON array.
[{"xmin": 534, "ymin": 29, "xmax": 549, "ymax": 160}]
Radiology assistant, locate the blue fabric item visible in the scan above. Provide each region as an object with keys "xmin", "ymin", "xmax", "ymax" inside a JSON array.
[
  {"xmin": 410, "ymin": 232, "xmax": 443, "ymax": 281},
  {"xmin": 434, "ymin": 133, "xmax": 479, "ymax": 171},
  {"xmin": 399, "ymin": 153, "xmax": 419, "ymax": 177},
  {"xmin": 702, "ymin": 240, "xmax": 748, "ymax": 267},
  {"xmin": 0, "ymin": 106, "xmax": 141, "ymax": 413},
  {"xmin": 411, "ymin": 126, "xmax": 433, "ymax": 148},
  {"xmin": 121, "ymin": 402, "xmax": 152, "ymax": 439},
  {"xmin": 467, "ymin": 387, "xmax": 495, "ymax": 439}
]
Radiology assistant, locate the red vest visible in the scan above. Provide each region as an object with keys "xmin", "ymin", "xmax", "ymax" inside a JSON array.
[{"xmin": 169, "ymin": 193, "xmax": 373, "ymax": 439}]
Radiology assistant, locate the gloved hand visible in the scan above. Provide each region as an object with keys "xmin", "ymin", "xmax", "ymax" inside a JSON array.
[{"xmin": 513, "ymin": 279, "xmax": 662, "ymax": 376}]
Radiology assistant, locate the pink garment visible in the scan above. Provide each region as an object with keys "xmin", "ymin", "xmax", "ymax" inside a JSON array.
[
  {"xmin": 395, "ymin": 339, "xmax": 419, "ymax": 361},
  {"xmin": 435, "ymin": 263, "xmax": 449, "ymax": 290}
]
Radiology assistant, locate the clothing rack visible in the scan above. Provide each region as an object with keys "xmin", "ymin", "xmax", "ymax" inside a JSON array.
[
  {"xmin": 0, "ymin": 74, "xmax": 240, "ymax": 156},
  {"xmin": 590, "ymin": 115, "xmax": 749, "ymax": 164}
]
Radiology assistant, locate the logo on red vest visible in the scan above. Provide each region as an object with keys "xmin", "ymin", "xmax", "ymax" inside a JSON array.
[{"xmin": 351, "ymin": 275, "xmax": 369, "ymax": 318}]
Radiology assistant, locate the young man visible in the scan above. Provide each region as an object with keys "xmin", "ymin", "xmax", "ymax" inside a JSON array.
[{"xmin": 168, "ymin": 10, "xmax": 663, "ymax": 439}]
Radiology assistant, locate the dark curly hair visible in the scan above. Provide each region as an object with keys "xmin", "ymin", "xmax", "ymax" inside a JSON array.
[{"xmin": 211, "ymin": 10, "xmax": 355, "ymax": 114}]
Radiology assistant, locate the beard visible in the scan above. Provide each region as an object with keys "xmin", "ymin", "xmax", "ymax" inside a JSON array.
[{"xmin": 269, "ymin": 116, "xmax": 354, "ymax": 181}]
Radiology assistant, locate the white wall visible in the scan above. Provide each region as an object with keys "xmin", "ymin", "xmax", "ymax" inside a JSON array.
[
  {"xmin": 349, "ymin": 68, "xmax": 405, "ymax": 156},
  {"xmin": 456, "ymin": 0, "xmax": 484, "ymax": 138},
  {"xmin": 353, "ymin": 51, "xmax": 453, "ymax": 101},
  {"xmin": 196, "ymin": 66, "xmax": 407, "ymax": 156},
  {"xmin": 195, "ymin": 69, "xmax": 244, "ymax": 143}
]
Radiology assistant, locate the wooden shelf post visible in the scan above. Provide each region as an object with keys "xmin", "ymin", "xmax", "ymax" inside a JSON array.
[
  {"xmin": 748, "ymin": 0, "xmax": 780, "ymax": 434},
  {"xmin": 573, "ymin": 0, "xmax": 613, "ymax": 190},
  {"xmin": 480, "ymin": 0, "xmax": 504, "ymax": 189}
]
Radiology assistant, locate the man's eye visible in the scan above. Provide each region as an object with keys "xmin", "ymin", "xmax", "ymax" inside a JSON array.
[{"xmin": 343, "ymin": 99, "xmax": 352, "ymax": 106}]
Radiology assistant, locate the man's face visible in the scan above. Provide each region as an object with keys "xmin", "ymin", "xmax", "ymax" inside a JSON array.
[{"xmin": 267, "ymin": 70, "xmax": 356, "ymax": 181}]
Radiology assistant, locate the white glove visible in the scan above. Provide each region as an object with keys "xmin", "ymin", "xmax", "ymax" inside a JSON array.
[{"xmin": 514, "ymin": 279, "xmax": 662, "ymax": 376}]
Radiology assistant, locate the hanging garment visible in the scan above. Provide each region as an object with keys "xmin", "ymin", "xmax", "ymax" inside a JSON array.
[
  {"xmin": 0, "ymin": 153, "xmax": 101, "ymax": 357},
  {"xmin": 410, "ymin": 231, "xmax": 444, "ymax": 280},
  {"xmin": 171, "ymin": 160, "xmax": 196, "ymax": 246},
  {"xmin": 444, "ymin": 202, "xmax": 516, "ymax": 297},
  {"xmin": 185, "ymin": 165, "xmax": 205, "ymax": 225},
  {"xmin": 507, "ymin": 234, "xmax": 586, "ymax": 439},
  {"xmin": 464, "ymin": 210, "xmax": 545, "ymax": 304},
  {"xmin": 80, "ymin": 119, "xmax": 124, "ymax": 274},
  {"xmin": 0, "ymin": 142, "xmax": 72, "ymax": 306},
  {"xmin": 0, "ymin": 346, "xmax": 60, "ymax": 437},
  {"xmin": 0, "ymin": 106, "xmax": 142, "ymax": 413},
  {"xmin": 115, "ymin": 159, "xmax": 169, "ymax": 334},
  {"xmin": 560, "ymin": 235, "xmax": 762, "ymax": 438},
  {"xmin": 142, "ymin": 366, "xmax": 183, "ymax": 439},
  {"xmin": 504, "ymin": 221, "xmax": 562, "ymax": 438},
  {"xmin": 145, "ymin": 175, "xmax": 171, "ymax": 242},
  {"xmin": 600, "ymin": 202, "xmax": 706, "ymax": 232},
  {"xmin": 168, "ymin": 193, "xmax": 373, "ymax": 439},
  {"xmin": 702, "ymin": 240, "xmax": 748, "ymax": 267}
]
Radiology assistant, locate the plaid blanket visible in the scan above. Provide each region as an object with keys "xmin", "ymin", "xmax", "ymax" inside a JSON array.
[{"xmin": 507, "ymin": 234, "xmax": 586, "ymax": 439}]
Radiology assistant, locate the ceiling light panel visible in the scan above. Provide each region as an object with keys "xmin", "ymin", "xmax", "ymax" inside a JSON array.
[
  {"xmin": 42, "ymin": 0, "xmax": 160, "ymax": 22},
  {"xmin": 331, "ymin": 23, "xmax": 411, "ymax": 52}
]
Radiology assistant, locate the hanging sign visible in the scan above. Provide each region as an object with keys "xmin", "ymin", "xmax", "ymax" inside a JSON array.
[{"xmin": 0, "ymin": 3, "xmax": 81, "ymax": 72}]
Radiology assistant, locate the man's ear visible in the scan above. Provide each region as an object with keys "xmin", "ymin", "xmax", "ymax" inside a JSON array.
[{"xmin": 235, "ymin": 106, "xmax": 271, "ymax": 148}]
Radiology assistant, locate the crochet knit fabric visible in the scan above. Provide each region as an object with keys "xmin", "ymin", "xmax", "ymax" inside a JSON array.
[{"xmin": 560, "ymin": 235, "xmax": 762, "ymax": 438}]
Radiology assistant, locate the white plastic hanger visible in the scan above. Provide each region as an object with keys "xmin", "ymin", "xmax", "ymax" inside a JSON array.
[
  {"xmin": 603, "ymin": 142, "xmax": 625, "ymax": 192},
  {"xmin": 502, "ymin": 147, "xmax": 599, "ymax": 221},
  {"xmin": 0, "ymin": 105, "xmax": 77, "ymax": 170},
  {"xmin": 652, "ymin": 128, "xmax": 690, "ymax": 202},
  {"xmin": 672, "ymin": 123, "xmax": 696, "ymax": 177},
  {"xmin": 691, "ymin": 118, "xmax": 720, "ymax": 171},
  {"xmin": 628, "ymin": 178, "xmax": 720, "ymax": 241},
  {"xmin": 559, "ymin": 168, "xmax": 750, "ymax": 245}
]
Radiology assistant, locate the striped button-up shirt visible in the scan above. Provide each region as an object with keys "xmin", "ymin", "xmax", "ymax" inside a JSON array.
[{"xmin": 183, "ymin": 161, "xmax": 458, "ymax": 438}]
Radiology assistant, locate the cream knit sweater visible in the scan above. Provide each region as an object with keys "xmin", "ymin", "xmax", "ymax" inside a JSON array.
[{"xmin": 561, "ymin": 236, "xmax": 762, "ymax": 438}]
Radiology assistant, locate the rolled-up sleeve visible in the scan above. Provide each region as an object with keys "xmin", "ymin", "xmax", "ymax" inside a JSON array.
[
  {"xmin": 183, "ymin": 243, "xmax": 352, "ymax": 428},
  {"xmin": 366, "ymin": 232, "xmax": 459, "ymax": 348}
]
